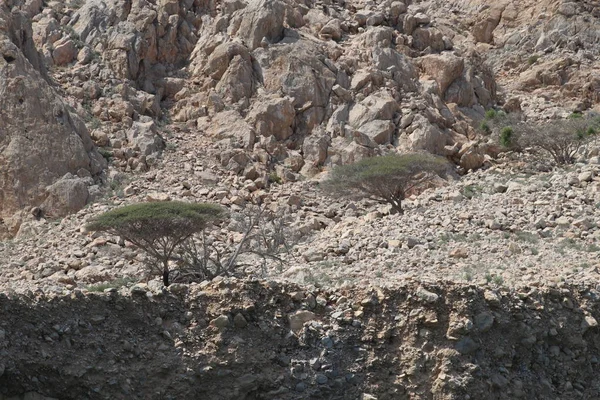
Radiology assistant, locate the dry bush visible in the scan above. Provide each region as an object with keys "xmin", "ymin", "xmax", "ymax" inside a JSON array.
[{"xmin": 486, "ymin": 112, "xmax": 598, "ymax": 164}]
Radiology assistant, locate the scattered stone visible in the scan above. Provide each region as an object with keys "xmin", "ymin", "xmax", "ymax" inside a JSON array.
[
  {"xmin": 582, "ymin": 316, "xmax": 598, "ymax": 333},
  {"xmin": 416, "ymin": 288, "xmax": 439, "ymax": 304},
  {"xmin": 289, "ymin": 310, "xmax": 316, "ymax": 332},
  {"xmin": 234, "ymin": 313, "xmax": 248, "ymax": 328},
  {"xmin": 449, "ymin": 247, "xmax": 469, "ymax": 259},
  {"xmin": 316, "ymin": 374, "xmax": 328, "ymax": 385},
  {"xmin": 210, "ymin": 315, "xmax": 230, "ymax": 330},
  {"xmin": 474, "ymin": 312, "xmax": 494, "ymax": 332},
  {"xmin": 455, "ymin": 337, "xmax": 480, "ymax": 355}
]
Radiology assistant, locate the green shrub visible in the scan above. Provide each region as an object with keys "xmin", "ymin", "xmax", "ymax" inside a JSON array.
[
  {"xmin": 269, "ymin": 172, "xmax": 282, "ymax": 185},
  {"xmin": 323, "ymin": 153, "xmax": 449, "ymax": 214},
  {"xmin": 514, "ymin": 230, "xmax": 539, "ymax": 244},
  {"xmin": 527, "ymin": 55, "xmax": 539, "ymax": 65},
  {"xmin": 461, "ymin": 184, "xmax": 482, "ymax": 199},
  {"xmin": 98, "ymin": 148, "xmax": 113, "ymax": 162},
  {"xmin": 485, "ymin": 109, "xmax": 498, "ymax": 120},
  {"xmin": 568, "ymin": 112, "xmax": 583, "ymax": 119},
  {"xmin": 518, "ymin": 118, "xmax": 592, "ymax": 164},
  {"xmin": 499, "ymin": 126, "xmax": 514, "ymax": 148},
  {"xmin": 479, "ymin": 121, "xmax": 491, "ymax": 134},
  {"xmin": 86, "ymin": 277, "xmax": 136, "ymax": 292}
]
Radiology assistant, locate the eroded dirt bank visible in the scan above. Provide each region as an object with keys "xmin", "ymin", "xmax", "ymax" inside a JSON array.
[{"xmin": 0, "ymin": 280, "xmax": 599, "ymax": 399}]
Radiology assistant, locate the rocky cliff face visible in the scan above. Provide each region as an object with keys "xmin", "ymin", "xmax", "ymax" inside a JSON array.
[
  {"xmin": 0, "ymin": 1, "xmax": 106, "ymax": 238},
  {"xmin": 28, "ymin": 0, "xmax": 499, "ymax": 181},
  {"xmin": 426, "ymin": 0, "xmax": 600, "ymax": 115}
]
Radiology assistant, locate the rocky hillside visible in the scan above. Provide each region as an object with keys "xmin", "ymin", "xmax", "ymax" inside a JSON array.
[
  {"xmin": 1, "ymin": 0, "xmax": 600, "ymax": 398},
  {"xmin": 2, "ymin": 0, "xmax": 599, "ymax": 233}
]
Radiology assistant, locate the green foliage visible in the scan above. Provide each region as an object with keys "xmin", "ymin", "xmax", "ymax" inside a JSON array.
[
  {"xmin": 98, "ymin": 148, "xmax": 113, "ymax": 162},
  {"xmin": 88, "ymin": 201, "xmax": 223, "ymax": 234},
  {"xmin": 527, "ymin": 55, "xmax": 539, "ymax": 65},
  {"xmin": 484, "ymin": 272, "xmax": 493, "ymax": 283},
  {"xmin": 165, "ymin": 142, "xmax": 178, "ymax": 152},
  {"xmin": 485, "ymin": 109, "xmax": 498, "ymax": 120},
  {"xmin": 90, "ymin": 117, "xmax": 101, "ymax": 130},
  {"xmin": 479, "ymin": 121, "xmax": 491, "ymax": 134},
  {"xmin": 269, "ymin": 172, "xmax": 282, "ymax": 185},
  {"xmin": 586, "ymin": 243, "xmax": 600, "ymax": 253},
  {"xmin": 499, "ymin": 126, "xmax": 514, "ymax": 148},
  {"xmin": 461, "ymin": 184, "xmax": 482, "ymax": 199},
  {"xmin": 504, "ymin": 116, "xmax": 595, "ymax": 165},
  {"xmin": 323, "ymin": 153, "xmax": 449, "ymax": 214},
  {"xmin": 513, "ymin": 230, "xmax": 539, "ymax": 244},
  {"xmin": 462, "ymin": 267, "xmax": 474, "ymax": 282},
  {"xmin": 568, "ymin": 111, "xmax": 583, "ymax": 119},
  {"xmin": 87, "ymin": 202, "xmax": 224, "ymax": 286},
  {"xmin": 86, "ymin": 277, "xmax": 136, "ymax": 292},
  {"xmin": 69, "ymin": 0, "xmax": 85, "ymax": 9}
]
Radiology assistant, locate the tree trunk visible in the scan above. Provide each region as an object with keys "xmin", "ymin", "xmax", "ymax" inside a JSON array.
[
  {"xmin": 389, "ymin": 198, "xmax": 403, "ymax": 214},
  {"xmin": 163, "ymin": 268, "xmax": 170, "ymax": 287}
]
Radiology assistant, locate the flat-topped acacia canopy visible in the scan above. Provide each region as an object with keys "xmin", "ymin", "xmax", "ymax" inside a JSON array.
[{"xmin": 87, "ymin": 201, "xmax": 225, "ymax": 286}]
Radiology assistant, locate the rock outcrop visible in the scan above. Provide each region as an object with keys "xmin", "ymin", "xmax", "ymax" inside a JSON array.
[{"xmin": 0, "ymin": 3, "xmax": 105, "ymax": 238}]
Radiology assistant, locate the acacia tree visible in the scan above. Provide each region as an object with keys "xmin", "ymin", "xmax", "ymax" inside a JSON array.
[
  {"xmin": 87, "ymin": 201, "xmax": 299, "ymax": 286},
  {"xmin": 86, "ymin": 201, "xmax": 224, "ymax": 286},
  {"xmin": 323, "ymin": 153, "xmax": 449, "ymax": 214}
]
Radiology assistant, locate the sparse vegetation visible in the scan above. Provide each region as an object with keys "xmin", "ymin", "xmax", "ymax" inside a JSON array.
[
  {"xmin": 585, "ymin": 243, "xmax": 600, "ymax": 253},
  {"xmin": 269, "ymin": 172, "xmax": 283, "ymax": 185},
  {"xmin": 461, "ymin": 184, "xmax": 482, "ymax": 199},
  {"xmin": 492, "ymin": 275, "xmax": 504, "ymax": 286},
  {"xmin": 98, "ymin": 148, "xmax": 113, "ymax": 162},
  {"xmin": 499, "ymin": 126, "xmax": 514, "ymax": 148},
  {"xmin": 165, "ymin": 142, "xmax": 178, "ymax": 152},
  {"xmin": 87, "ymin": 202, "xmax": 225, "ymax": 286},
  {"xmin": 86, "ymin": 277, "xmax": 136, "ymax": 292},
  {"xmin": 479, "ymin": 120, "xmax": 491, "ymax": 134},
  {"xmin": 462, "ymin": 267, "xmax": 474, "ymax": 282},
  {"xmin": 527, "ymin": 55, "xmax": 539, "ymax": 65},
  {"xmin": 323, "ymin": 153, "xmax": 450, "ymax": 214},
  {"xmin": 485, "ymin": 109, "xmax": 498, "ymax": 120},
  {"xmin": 481, "ymin": 112, "xmax": 598, "ymax": 164},
  {"xmin": 514, "ymin": 231, "xmax": 539, "ymax": 244},
  {"xmin": 177, "ymin": 205, "xmax": 300, "ymax": 282}
]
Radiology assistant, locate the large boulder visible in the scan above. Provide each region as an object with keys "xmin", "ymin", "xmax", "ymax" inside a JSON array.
[
  {"xmin": 246, "ymin": 97, "xmax": 295, "ymax": 141},
  {"xmin": 371, "ymin": 47, "xmax": 417, "ymax": 89},
  {"xmin": 232, "ymin": 0, "xmax": 289, "ymax": 50},
  {"xmin": 302, "ymin": 128, "xmax": 331, "ymax": 167},
  {"xmin": 42, "ymin": 175, "xmax": 90, "ymax": 217},
  {"xmin": 472, "ymin": 6, "xmax": 504, "ymax": 44},
  {"xmin": 127, "ymin": 117, "xmax": 165, "ymax": 156},
  {"xmin": 399, "ymin": 115, "xmax": 447, "ymax": 154},
  {"xmin": 349, "ymin": 90, "xmax": 399, "ymax": 128},
  {"xmin": 419, "ymin": 54, "xmax": 465, "ymax": 97},
  {"xmin": 255, "ymin": 38, "xmax": 337, "ymax": 135},
  {"xmin": 355, "ymin": 120, "xmax": 395, "ymax": 146}
]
